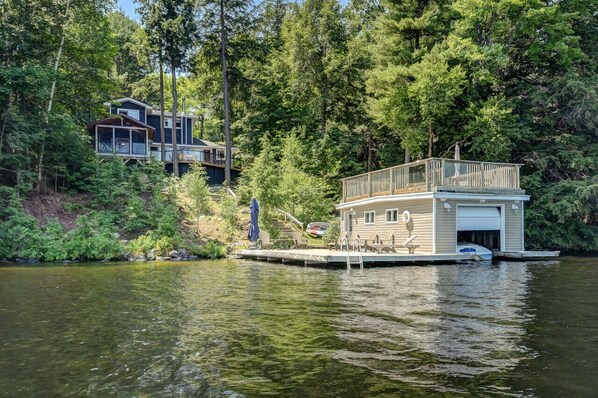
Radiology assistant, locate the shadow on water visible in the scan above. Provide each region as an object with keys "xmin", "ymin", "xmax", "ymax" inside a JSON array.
[{"xmin": 0, "ymin": 258, "xmax": 597, "ymax": 397}]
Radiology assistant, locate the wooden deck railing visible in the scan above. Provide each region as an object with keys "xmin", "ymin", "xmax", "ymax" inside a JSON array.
[{"xmin": 341, "ymin": 158, "xmax": 521, "ymax": 202}]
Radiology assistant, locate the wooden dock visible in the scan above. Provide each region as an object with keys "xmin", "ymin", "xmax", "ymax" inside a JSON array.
[
  {"xmin": 235, "ymin": 248, "xmax": 480, "ymax": 266},
  {"xmin": 493, "ymin": 250, "xmax": 560, "ymax": 260}
]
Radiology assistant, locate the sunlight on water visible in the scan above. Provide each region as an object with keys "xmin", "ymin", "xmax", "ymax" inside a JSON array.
[{"xmin": 0, "ymin": 258, "xmax": 597, "ymax": 397}]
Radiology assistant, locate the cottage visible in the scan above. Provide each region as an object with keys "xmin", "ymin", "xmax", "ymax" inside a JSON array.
[
  {"xmin": 87, "ymin": 98, "xmax": 240, "ymax": 184},
  {"xmin": 336, "ymin": 158, "xmax": 529, "ymax": 255}
]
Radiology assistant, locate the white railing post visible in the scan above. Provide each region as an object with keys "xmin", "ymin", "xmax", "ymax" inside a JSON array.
[
  {"xmin": 440, "ymin": 159, "xmax": 445, "ymax": 186},
  {"xmin": 480, "ymin": 162, "xmax": 486, "ymax": 187},
  {"xmin": 425, "ymin": 160, "xmax": 430, "ymax": 191}
]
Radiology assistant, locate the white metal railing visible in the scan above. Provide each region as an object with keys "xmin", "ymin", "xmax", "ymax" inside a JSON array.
[
  {"xmin": 340, "ymin": 236, "xmax": 364, "ymax": 273},
  {"xmin": 342, "ymin": 158, "xmax": 521, "ymax": 202},
  {"xmin": 276, "ymin": 208, "xmax": 304, "ymax": 230}
]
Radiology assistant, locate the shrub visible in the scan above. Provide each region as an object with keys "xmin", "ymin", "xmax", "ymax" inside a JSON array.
[
  {"xmin": 197, "ymin": 241, "xmax": 227, "ymax": 259},
  {"xmin": 127, "ymin": 233, "xmax": 156, "ymax": 256},
  {"xmin": 40, "ymin": 220, "xmax": 68, "ymax": 261},
  {"xmin": 220, "ymin": 193, "xmax": 238, "ymax": 242},
  {"xmin": 124, "ymin": 196, "xmax": 150, "ymax": 234}
]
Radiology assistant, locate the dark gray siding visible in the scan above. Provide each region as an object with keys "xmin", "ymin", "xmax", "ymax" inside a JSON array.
[
  {"xmin": 111, "ymin": 101, "xmax": 147, "ymax": 123},
  {"xmin": 186, "ymin": 117, "xmax": 193, "ymax": 143}
]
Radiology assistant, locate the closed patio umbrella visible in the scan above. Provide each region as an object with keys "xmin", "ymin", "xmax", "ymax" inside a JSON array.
[{"xmin": 248, "ymin": 198, "xmax": 260, "ymax": 242}]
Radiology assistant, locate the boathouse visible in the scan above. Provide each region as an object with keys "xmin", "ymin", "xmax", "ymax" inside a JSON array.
[{"xmin": 336, "ymin": 158, "xmax": 530, "ymax": 254}]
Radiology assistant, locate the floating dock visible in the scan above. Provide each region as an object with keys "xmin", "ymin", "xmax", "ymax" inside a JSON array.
[
  {"xmin": 235, "ymin": 248, "xmax": 480, "ymax": 266},
  {"xmin": 493, "ymin": 250, "xmax": 560, "ymax": 260}
]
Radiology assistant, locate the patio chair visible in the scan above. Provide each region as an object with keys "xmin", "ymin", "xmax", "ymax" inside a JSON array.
[
  {"xmin": 357, "ymin": 232, "xmax": 377, "ymax": 252},
  {"xmin": 328, "ymin": 233, "xmax": 347, "ymax": 250},
  {"xmin": 372, "ymin": 232, "xmax": 393, "ymax": 253},
  {"xmin": 394, "ymin": 235, "xmax": 419, "ymax": 254},
  {"xmin": 257, "ymin": 231, "xmax": 273, "ymax": 250},
  {"xmin": 291, "ymin": 231, "xmax": 308, "ymax": 249}
]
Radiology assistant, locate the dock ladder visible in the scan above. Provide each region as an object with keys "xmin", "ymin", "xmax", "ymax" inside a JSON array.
[{"xmin": 340, "ymin": 236, "xmax": 364, "ymax": 274}]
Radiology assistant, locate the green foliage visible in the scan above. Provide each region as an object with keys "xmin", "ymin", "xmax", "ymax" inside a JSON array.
[
  {"xmin": 40, "ymin": 220, "xmax": 68, "ymax": 262},
  {"xmin": 153, "ymin": 236, "xmax": 178, "ymax": 256},
  {"xmin": 178, "ymin": 163, "xmax": 212, "ymax": 233},
  {"xmin": 0, "ymin": 197, "xmax": 42, "ymax": 260},
  {"xmin": 220, "ymin": 193, "xmax": 239, "ymax": 242},
  {"xmin": 322, "ymin": 219, "xmax": 340, "ymax": 246},
  {"xmin": 127, "ymin": 233, "xmax": 156, "ymax": 256},
  {"xmin": 64, "ymin": 213, "xmax": 123, "ymax": 261},
  {"xmin": 124, "ymin": 197, "xmax": 150, "ymax": 234},
  {"xmin": 197, "ymin": 241, "xmax": 227, "ymax": 259}
]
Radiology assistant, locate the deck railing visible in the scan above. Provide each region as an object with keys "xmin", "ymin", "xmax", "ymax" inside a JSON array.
[
  {"xmin": 150, "ymin": 147, "xmax": 239, "ymax": 168},
  {"xmin": 342, "ymin": 158, "xmax": 521, "ymax": 202}
]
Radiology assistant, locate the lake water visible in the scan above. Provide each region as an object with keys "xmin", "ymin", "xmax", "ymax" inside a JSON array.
[{"xmin": 1, "ymin": 258, "xmax": 597, "ymax": 397}]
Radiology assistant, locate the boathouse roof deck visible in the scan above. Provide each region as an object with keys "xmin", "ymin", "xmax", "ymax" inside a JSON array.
[{"xmin": 341, "ymin": 158, "xmax": 523, "ymax": 203}]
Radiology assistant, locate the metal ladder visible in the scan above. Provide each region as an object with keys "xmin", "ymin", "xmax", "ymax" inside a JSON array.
[{"xmin": 341, "ymin": 236, "xmax": 364, "ymax": 274}]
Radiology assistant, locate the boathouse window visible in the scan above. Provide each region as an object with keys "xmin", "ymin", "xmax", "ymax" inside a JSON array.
[
  {"xmin": 364, "ymin": 211, "xmax": 375, "ymax": 225},
  {"xmin": 385, "ymin": 209, "xmax": 398, "ymax": 223}
]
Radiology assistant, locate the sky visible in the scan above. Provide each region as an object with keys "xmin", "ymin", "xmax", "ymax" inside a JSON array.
[
  {"xmin": 116, "ymin": 0, "xmax": 138, "ymax": 19},
  {"xmin": 115, "ymin": 0, "xmax": 350, "ymax": 20}
]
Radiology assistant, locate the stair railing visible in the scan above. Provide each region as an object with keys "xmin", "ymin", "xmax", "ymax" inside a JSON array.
[{"xmin": 275, "ymin": 208, "xmax": 304, "ymax": 230}]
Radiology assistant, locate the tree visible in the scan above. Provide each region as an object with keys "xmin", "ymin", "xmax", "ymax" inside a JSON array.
[
  {"xmin": 179, "ymin": 163, "xmax": 212, "ymax": 234},
  {"xmin": 138, "ymin": 0, "xmax": 198, "ymax": 177}
]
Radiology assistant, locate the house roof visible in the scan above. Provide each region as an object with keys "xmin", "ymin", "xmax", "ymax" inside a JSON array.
[
  {"xmin": 103, "ymin": 97, "xmax": 152, "ymax": 109},
  {"xmin": 193, "ymin": 138, "xmax": 239, "ymax": 151},
  {"xmin": 104, "ymin": 98, "xmax": 198, "ymax": 119},
  {"xmin": 88, "ymin": 114, "xmax": 156, "ymax": 140}
]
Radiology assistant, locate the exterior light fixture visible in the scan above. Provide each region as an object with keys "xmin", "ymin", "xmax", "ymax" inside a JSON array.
[
  {"xmin": 443, "ymin": 202, "xmax": 452, "ymax": 213},
  {"xmin": 511, "ymin": 204, "xmax": 519, "ymax": 212}
]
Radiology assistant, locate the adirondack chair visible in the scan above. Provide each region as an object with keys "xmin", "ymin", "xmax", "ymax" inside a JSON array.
[
  {"xmin": 291, "ymin": 231, "xmax": 308, "ymax": 249},
  {"xmin": 357, "ymin": 232, "xmax": 377, "ymax": 252},
  {"xmin": 328, "ymin": 233, "xmax": 347, "ymax": 250},
  {"xmin": 395, "ymin": 235, "xmax": 419, "ymax": 254},
  {"xmin": 372, "ymin": 232, "xmax": 393, "ymax": 253},
  {"xmin": 257, "ymin": 231, "xmax": 273, "ymax": 250}
]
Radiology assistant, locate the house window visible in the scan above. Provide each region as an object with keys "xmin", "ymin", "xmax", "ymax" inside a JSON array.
[
  {"xmin": 98, "ymin": 127, "xmax": 112, "ymax": 153},
  {"xmin": 115, "ymin": 128, "xmax": 130, "ymax": 154},
  {"xmin": 131, "ymin": 129, "xmax": 146, "ymax": 155},
  {"xmin": 364, "ymin": 211, "xmax": 375, "ymax": 225},
  {"xmin": 385, "ymin": 209, "xmax": 399, "ymax": 223},
  {"xmin": 117, "ymin": 108, "xmax": 140, "ymax": 121}
]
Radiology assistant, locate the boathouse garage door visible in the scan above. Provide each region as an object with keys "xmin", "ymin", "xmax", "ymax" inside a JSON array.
[{"xmin": 456, "ymin": 206, "xmax": 504, "ymax": 250}]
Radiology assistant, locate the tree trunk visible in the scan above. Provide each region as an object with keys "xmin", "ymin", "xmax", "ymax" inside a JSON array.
[
  {"xmin": 159, "ymin": 58, "xmax": 166, "ymax": 163},
  {"xmin": 367, "ymin": 131, "xmax": 373, "ymax": 172},
  {"xmin": 199, "ymin": 114, "xmax": 204, "ymax": 139},
  {"xmin": 37, "ymin": 0, "xmax": 70, "ymax": 193},
  {"xmin": 320, "ymin": 86, "xmax": 327, "ymax": 137},
  {"xmin": 221, "ymin": 0, "xmax": 232, "ymax": 184},
  {"xmin": 404, "ymin": 147, "xmax": 410, "ymax": 164},
  {"xmin": 428, "ymin": 122, "xmax": 433, "ymax": 159},
  {"xmin": 171, "ymin": 58, "xmax": 179, "ymax": 177}
]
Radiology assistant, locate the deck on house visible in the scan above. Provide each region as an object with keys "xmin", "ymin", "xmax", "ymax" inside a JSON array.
[{"xmin": 235, "ymin": 248, "xmax": 480, "ymax": 266}]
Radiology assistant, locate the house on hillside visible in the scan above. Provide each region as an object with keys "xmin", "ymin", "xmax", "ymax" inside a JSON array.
[
  {"xmin": 336, "ymin": 158, "xmax": 530, "ymax": 254},
  {"xmin": 87, "ymin": 97, "xmax": 240, "ymax": 184}
]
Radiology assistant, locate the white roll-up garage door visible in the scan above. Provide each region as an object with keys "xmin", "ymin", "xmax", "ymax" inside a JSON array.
[{"xmin": 457, "ymin": 207, "xmax": 501, "ymax": 231}]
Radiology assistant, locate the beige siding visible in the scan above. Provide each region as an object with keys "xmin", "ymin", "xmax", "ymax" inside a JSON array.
[
  {"xmin": 505, "ymin": 203, "xmax": 524, "ymax": 251},
  {"xmin": 435, "ymin": 200, "xmax": 456, "ymax": 253},
  {"xmin": 433, "ymin": 199, "xmax": 524, "ymax": 253},
  {"xmin": 341, "ymin": 199, "xmax": 434, "ymax": 253}
]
